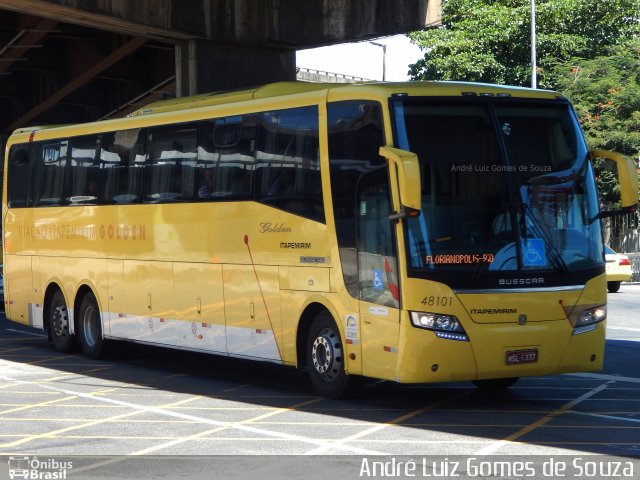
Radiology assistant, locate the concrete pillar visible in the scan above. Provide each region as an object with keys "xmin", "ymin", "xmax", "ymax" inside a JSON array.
[{"xmin": 175, "ymin": 39, "xmax": 296, "ymax": 96}]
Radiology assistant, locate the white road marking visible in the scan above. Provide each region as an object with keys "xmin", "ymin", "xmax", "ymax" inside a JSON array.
[{"xmin": 0, "ymin": 373, "xmax": 387, "ymax": 456}]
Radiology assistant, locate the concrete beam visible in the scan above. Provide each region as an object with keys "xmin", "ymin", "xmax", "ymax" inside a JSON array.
[
  {"xmin": 0, "ymin": 0, "xmax": 441, "ymax": 47},
  {"xmin": 6, "ymin": 36, "xmax": 146, "ymax": 130},
  {"xmin": 0, "ymin": 17, "xmax": 58, "ymax": 74},
  {"xmin": 176, "ymin": 40, "xmax": 295, "ymax": 96}
]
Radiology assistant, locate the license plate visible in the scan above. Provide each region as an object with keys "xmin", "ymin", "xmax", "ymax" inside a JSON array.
[{"xmin": 506, "ymin": 348, "xmax": 538, "ymax": 365}]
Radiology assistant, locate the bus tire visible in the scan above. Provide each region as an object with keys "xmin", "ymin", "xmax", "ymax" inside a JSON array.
[
  {"xmin": 473, "ymin": 377, "xmax": 519, "ymax": 389},
  {"xmin": 607, "ymin": 281, "xmax": 621, "ymax": 293},
  {"xmin": 78, "ymin": 292, "xmax": 107, "ymax": 359},
  {"xmin": 306, "ymin": 311, "xmax": 351, "ymax": 398},
  {"xmin": 49, "ymin": 290, "xmax": 75, "ymax": 353}
]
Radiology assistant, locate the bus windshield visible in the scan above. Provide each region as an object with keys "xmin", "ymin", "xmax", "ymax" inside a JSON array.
[{"xmin": 393, "ymin": 98, "xmax": 604, "ymax": 288}]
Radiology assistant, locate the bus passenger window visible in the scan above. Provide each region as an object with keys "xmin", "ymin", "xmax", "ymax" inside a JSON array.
[
  {"xmin": 197, "ymin": 115, "xmax": 256, "ymax": 200},
  {"xmin": 147, "ymin": 124, "xmax": 198, "ymax": 203},
  {"xmin": 254, "ymin": 106, "xmax": 323, "ymax": 222},
  {"xmin": 33, "ymin": 141, "xmax": 68, "ymax": 206},
  {"xmin": 101, "ymin": 129, "xmax": 146, "ymax": 204},
  {"xmin": 7, "ymin": 144, "xmax": 33, "ymax": 208},
  {"xmin": 67, "ymin": 135, "xmax": 99, "ymax": 205}
]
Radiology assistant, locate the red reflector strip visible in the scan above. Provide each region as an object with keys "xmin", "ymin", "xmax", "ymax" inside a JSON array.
[
  {"xmin": 159, "ymin": 318, "xmax": 165, "ymax": 322},
  {"xmin": 346, "ymin": 339, "xmax": 353, "ymax": 344},
  {"xmin": 28, "ymin": 131, "xmax": 36, "ymax": 142},
  {"xmin": 256, "ymin": 329, "xmax": 268, "ymax": 334},
  {"xmin": 118, "ymin": 313, "xmax": 126, "ymax": 318},
  {"xmin": 201, "ymin": 323, "xmax": 207, "ymax": 328},
  {"xmin": 383, "ymin": 346, "xmax": 398, "ymax": 353}
]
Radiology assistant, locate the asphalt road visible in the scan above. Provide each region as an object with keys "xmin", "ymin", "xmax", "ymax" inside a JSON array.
[{"xmin": 0, "ymin": 285, "xmax": 639, "ymax": 478}]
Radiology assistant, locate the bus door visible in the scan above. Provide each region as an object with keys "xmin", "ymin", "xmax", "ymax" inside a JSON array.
[{"xmin": 356, "ymin": 167, "xmax": 401, "ymax": 381}]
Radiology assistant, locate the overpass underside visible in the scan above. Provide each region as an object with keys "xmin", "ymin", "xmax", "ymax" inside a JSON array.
[{"xmin": 0, "ymin": 0, "xmax": 440, "ymax": 135}]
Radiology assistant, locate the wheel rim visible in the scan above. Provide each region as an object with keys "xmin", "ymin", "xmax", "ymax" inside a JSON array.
[
  {"xmin": 52, "ymin": 302, "xmax": 69, "ymax": 340},
  {"xmin": 82, "ymin": 303, "xmax": 99, "ymax": 348},
  {"xmin": 311, "ymin": 327, "xmax": 343, "ymax": 382}
]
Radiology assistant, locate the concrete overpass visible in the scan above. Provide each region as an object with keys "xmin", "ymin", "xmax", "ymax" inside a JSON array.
[{"xmin": 0, "ymin": 0, "xmax": 440, "ymax": 136}]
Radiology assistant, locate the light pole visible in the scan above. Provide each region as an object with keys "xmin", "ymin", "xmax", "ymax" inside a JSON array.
[
  {"xmin": 530, "ymin": 0, "xmax": 537, "ymax": 88},
  {"xmin": 370, "ymin": 41, "xmax": 387, "ymax": 81}
]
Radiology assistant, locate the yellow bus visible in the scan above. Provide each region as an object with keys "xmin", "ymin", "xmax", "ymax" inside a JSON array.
[{"xmin": 3, "ymin": 81, "xmax": 638, "ymax": 397}]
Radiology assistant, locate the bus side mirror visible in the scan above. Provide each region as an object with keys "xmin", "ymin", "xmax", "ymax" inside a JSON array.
[
  {"xmin": 379, "ymin": 146, "xmax": 421, "ymax": 218},
  {"xmin": 590, "ymin": 149, "xmax": 639, "ymax": 215}
]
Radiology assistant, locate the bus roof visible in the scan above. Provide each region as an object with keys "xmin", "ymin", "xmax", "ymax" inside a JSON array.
[
  {"xmin": 129, "ymin": 80, "xmax": 562, "ymax": 117},
  {"xmin": 8, "ymin": 81, "xmax": 564, "ymax": 141}
]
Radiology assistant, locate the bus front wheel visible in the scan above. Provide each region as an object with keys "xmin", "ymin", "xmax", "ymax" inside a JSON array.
[
  {"xmin": 49, "ymin": 290, "xmax": 75, "ymax": 353},
  {"xmin": 78, "ymin": 292, "xmax": 107, "ymax": 359},
  {"xmin": 306, "ymin": 312, "xmax": 351, "ymax": 398}
]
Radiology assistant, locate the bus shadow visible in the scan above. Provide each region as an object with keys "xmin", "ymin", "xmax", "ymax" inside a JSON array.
[{"xmin": 1, "ymin": 318, "xmax": 638, "ymax": 458}]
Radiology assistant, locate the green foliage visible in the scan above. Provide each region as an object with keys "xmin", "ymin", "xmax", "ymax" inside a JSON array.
[
  {"xmin": 552, "ymin": 38, "xmax": 640, "ymax": 205},
  {"xmin": 409, "ymin": 0, "xmax": 640, "ymax": 87},
  {"xmin": 550, "ymin": 39, "xmax": 640, "ymax": 156}
]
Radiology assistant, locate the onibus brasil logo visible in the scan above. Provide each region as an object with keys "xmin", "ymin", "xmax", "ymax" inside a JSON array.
[{"xmin": 8, "ymin": 456, "xmax": 73, "ymax": 479}]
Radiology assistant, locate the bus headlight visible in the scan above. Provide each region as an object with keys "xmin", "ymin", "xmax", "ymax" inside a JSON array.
[
  {"xmin": 410, "ymin": 311, "xmax": 469, "ymax": 341},
  {"xmin": 575, "ymin": 305, "xmax": 606, "ymax": 327},
  {"xmin": 573, "ymin": 305, "xmax": 606, "ymax": 335}
]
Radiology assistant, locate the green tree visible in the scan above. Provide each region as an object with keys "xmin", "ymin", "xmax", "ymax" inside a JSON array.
[
  {"xmin": 409, "ymin": 0, "xmax": 640, "ymax": 89},
  {"xmin": 551, "ymin": 38, "xmax": 640, "ymax": 156},
  {"xmin": 551, "ymin": 38, "xmax": 640, "ymax": 205}
]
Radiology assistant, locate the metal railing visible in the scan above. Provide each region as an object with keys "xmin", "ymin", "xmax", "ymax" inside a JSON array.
[
  {"xmin": 296, "ymin": 67, "xmax": 370, "ymax": 83},
  {"xmin": 627, "ymin": 253, "xmax": 640, "ymax": 283}
]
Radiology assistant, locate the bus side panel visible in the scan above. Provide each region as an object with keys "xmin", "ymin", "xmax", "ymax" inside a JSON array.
[
  {"xmin": 174, "ymin": 262, "xmax": 226, "ymax": 354},
  {"xmin": 4, "ymin": 255, "xmax": 35, "ymax": 328},
  {"xmin": 223, "ymin": 265, "xmax": 281, "ymax": 361},
  {"xmin": 106, "ymin": 259, "xmax": 124, "ymax": 338},
  {"xmin": 128, "ymin": 260, "xmax": 176, "ymax": 346},
  {"xmin": 107, "ymin": 260, "xmax": 175, "ymax": 345}
]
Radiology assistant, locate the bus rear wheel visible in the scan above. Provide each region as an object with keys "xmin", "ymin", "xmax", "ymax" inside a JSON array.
[
  {"xmin": 49, "ymin": 290, "xmax": 74, "ymax": 353},
  {"xmin": 78, "ymin": 292, "xmax": 107, "ymax": 359},
  {"xmin": 306, "ymin": 312, "xmax": 351, "ymax": 398}
]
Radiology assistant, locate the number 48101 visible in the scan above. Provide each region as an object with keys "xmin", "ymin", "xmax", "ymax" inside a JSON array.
[{"xmin": 420, "ymin": 296, "xmax": 453, "ymax": 307}]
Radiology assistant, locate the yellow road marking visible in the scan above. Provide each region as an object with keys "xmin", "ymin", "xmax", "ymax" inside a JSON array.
[
  {"xmin": 40, "ymin": 367, "xmax": 114, "ymax": 383},
  {"xmin": 131, "ymin": 397, "xmax": 323, "ymax": 455},
  {"xmin": 0, "ymin": 392, "xmax": 203, "ymax": 450},
  {"xmin": 0, "ymin": 418, "xmax": 200, "ymax": 423},
  {"xmin": 474, "ymin": 382, "xmax": 610, "ymax": 455},
  {"xmin": 0, "ymin": 395, "xmax": 78, "ymax": 416},
  {"xmin": 0, "ymin": 382, "xmax": 21, "ymax": 390},
  {"xmin": 0, "ymin": 347, "xmax": 33, "ymax": 354},
  {"xmin": 0, "ymin": 391, "xmax": 70, "ymax": 395},
  {"xmin": 0, "ymin": 337, "xmax": 44, "ymax": 342},
  {"xmin": 71, "ymin": 397, "xmax": 324, "ymax": 475},
  {"xmin": 27, "ymin": 355, "xmax": 72, "ymax": 365},
  {"xmin": 305, "ymin": 390, "xmax": 474, "ymax": 454}
]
